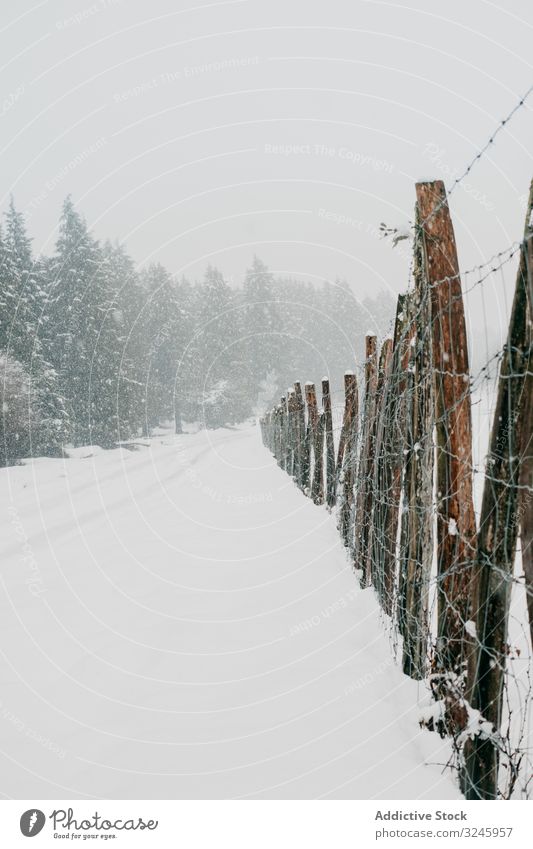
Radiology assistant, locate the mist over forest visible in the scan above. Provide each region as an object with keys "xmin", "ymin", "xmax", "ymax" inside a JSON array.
[{"xmin": 0, "ymin": 196, "xmax": 394, "ymax": 465}]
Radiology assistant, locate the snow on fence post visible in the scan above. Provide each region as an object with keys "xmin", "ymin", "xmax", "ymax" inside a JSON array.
[
  {"xmin": 463, "ymin": 181, "xmax": 533, "ymax": 801},
  {"xmin": 275, "ymin": 403, "xmax": 283, "ymax": 466},
  {"xmin": 313, "ymin": 412, "xmax": 326, "ymax": 505},
  {"xmin": 304, "ymin": 382, "xmax": 324, "ymax": 505},
  {"xmin": 415, "ymin": 180, "xmax": 477, "ymax": 684},
  {"xmin": 279, "ymin": 396, "xmax": 288, "ymax": 471},
  {"xmin": 369, "ymin": 337, "xmax": 393, "ymax": 604},
  {"xmin": 286, "ymin": 388, "xmax": 296, "ymax": 477},
  {"xmin": 402, "ymin": 211, "xmax": 435, "ymax": 680},
  {"xmin": 518, "ymin": 197, "xmax": 533, "ymax": 653},
  {"xmin": 338, "ymin": 371, "xmax": 358, "ymax": 549},
  {"xmin": 397, "ymin": 333, "xmax": 416, "ymax": 639},
  {"xmin": 335, "ymin": 373, "xmax": 350, "ymax": 475},
  {"xmin": 294, "ymin": 381, "xmax": 308, "ymax": 491},
  {"xmin": 322, "ymin": 377, "xmax": 336, "ymax": 508},
  {"xmin": 268, "ymin": 409, "xmax": 275, "ymax": 455},
  {"xmin": 269, "ymin": 408, "xmax": 275, "ymax": 458},
  {"xmin": 304, "ymin": 383, "xmax": 317, "ymax": 497},
  {"xmin": 381, "ymin": 293, "xmax": 414, "ymax": 616},
  {"xmin": 354, "ymin": 332, "xmax": 378, "ymax": 584}
]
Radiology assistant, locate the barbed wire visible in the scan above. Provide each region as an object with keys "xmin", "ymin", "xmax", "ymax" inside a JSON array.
[
  {"xmin": 260, "ymin": 172, "xmax": 533, "ymax": 800},
  {"xmin": 419, "ymin": 82, "xmax": 533, "ymax": 226}
]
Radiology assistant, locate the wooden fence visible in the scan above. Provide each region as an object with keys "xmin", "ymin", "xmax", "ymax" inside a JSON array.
[{"xmin": 259, "ymin": 179, "xmax": 533, "ymax": 801}]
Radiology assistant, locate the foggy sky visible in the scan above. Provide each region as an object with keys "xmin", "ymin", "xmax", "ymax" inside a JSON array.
[{"xmin": 2, "ymin": 0, "xmax": 532, "ymax": 353}]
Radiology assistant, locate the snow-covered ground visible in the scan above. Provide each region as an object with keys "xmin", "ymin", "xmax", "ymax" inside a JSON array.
[{"xmin": 0, "ymin": 423, "xmax": 460, "ymax": 799}]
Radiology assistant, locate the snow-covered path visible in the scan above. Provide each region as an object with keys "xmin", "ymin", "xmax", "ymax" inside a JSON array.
[{"xmin": 0, "ymin": 424, "xmax": 459, "ymax": 799}]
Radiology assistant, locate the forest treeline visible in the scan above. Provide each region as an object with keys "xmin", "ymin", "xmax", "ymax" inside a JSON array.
[{"xmin": 0, "ymin": 196, "xmax": 393, "ymax": 465}]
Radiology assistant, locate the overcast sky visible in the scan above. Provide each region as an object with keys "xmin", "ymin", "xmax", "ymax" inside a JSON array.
[{"xmin": 2, "ymin": 0, "xmax": 532, "ymax": 351}]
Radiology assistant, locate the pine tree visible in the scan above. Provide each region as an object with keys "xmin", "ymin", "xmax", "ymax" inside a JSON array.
[
  {"xmin": 96, "ymin": 241, "xmax": 144, "ymax": 446},
  {"xmin": 0, "ymin": 198, "xmax": 69, "ymax": 459},
  {"xmin": 196, "ymin": 265, "xmax": 251, "ymax": 427},
  {"xmin": 139, "ymin": 263, "xmax": 189, "ymax": 435},
  {"xmin": 47, "ymin": 197, "xmax": 111, "ymax": 446},
  {"xmin": 241, "ymin": 256, "xmax": 282, "ymax": 406}
]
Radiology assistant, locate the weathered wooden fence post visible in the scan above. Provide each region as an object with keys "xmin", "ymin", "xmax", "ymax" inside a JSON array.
[
  {"xmin": 304, "ymin": 383, "xmax": 317, "ymax": 497},
  {"xmin": 519, "ymin": 196, "xmax": 533, "ymax": 651},
  {"xmin": 354, "ymin": 332, "xmax": 378, "ymax": 584},
  {"xmin": 268, "ymin": 409, "xmax": 274, "ymax": 457},
  {"xmin": 416, "ymin": 180, "xmax": 477, "ymax": 681},
  {"xmin": 305, "ymin": 382, "xmax": 324, "ymax": 505},
  {"xmin": 338, "ymin": 371, "xmax": 358, "ymax": 549},
  {"xmin": 286, "ymin": 388, "xmax": 296, "ymax": 477},
  {"xmin": 293, "ymin": 381, "xmax": 307, "ymax": 491},
  {"xmin": 276, "ymin": 403, "xmax": 283, "ymax": 466},
  {"xmin": 397, "ymin": 336, "xmax": 415, "ymax": 639},
  {"xmin": 313, "ymin": 412, "xmax": 325, "ymax": 505},
  {"xmin": 463, "ymin": 181, "xmax": 533, "ymax": 800},
  {"xmin": 402, "ymin": 211, "xmax": 435, "ymax": 680},
  {"xmin": 335, "ymin": 373, "xmax": 350, "ymax": 475},
  {"xmin": 322, "ymin": 377, "xmax": 336, "ymax": 508},
  {"xmin": 369, "ymin": 337, "xmax": 393, "ymax": 604},
  {"xmin": 381, "ymin": 293, "xmax": 414, "ymax": 617},
  {"xmin": 278, "ymin": 396, "xmax": 287, "ymax": 470}
]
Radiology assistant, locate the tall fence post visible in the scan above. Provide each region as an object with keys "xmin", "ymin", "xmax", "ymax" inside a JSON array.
[
  {"xmin": 295, "ymin": 382, "xmax": 310, "ymax": 492},
  {"xmin": 278, "ymin": 396, "xmax": 287, "ymax": 471},
  {"xmin": 416, "ymin": 180, "xmax": 477, "ymax": 683},
  {"xmin": 338, "ymin": 371, "xmax": 358, "ymax": 548},
  {"xmin": 519, "ymin": 196, "xmax": 533, "ymax": 651},
  {"xmin": 272, "ymin": 405, "xmax": 280, "ymax": 464},
  {"xmin": 313, "ymin": 412, "xmax": 325, "ymax": 505},
  {"xmin": 382, "ymin": 293, "xmax": 414, "ymax": 616},
  {"xmin": 305, "ymin": 382, "xmax": 324, "ymax": 505},
  {"xmin": 369, "ymin": 337, "xmax": 393, "ymax": 600},
  {"xmin": 354, "ymin": 332, "xmax": 378, "ymax": 584},
  {"xmin": 463, "ymin": 181, "xmax": 533, "ymax": 800},
  {"xmin": 304, "ymin": 382, "xmax": 317, "ymax": 497},
  {"xmin": 286, "ymin": 388, "xmax": 296, "ymax": 478},
  {"xmin": 397, "ymin": 336, "xmax": 416, "ymax": 639},
  {"xmin": 402, "ymin": 211, "xmax": 435, "ymax": 679},
  {"xmin": 322, "ymin": 377, "xmax": 336, "ymax": 508}
]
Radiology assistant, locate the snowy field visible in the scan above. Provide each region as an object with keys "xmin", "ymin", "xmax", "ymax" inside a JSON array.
[{"xmin": 0, "ymin": 423, "xmax": 460, "ymax": 800}]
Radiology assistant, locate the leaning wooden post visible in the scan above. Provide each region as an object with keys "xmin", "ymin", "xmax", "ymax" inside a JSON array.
[
  {"xmin": 276, "ymin": 403, "xmax": 283, "ymax": 465},
  {"xmin": 382, "ymin": 293, "xmax": 414, "ymax": 616},
  {"xmin": 518, "ymin": 198, "xmax": 533, "ymax": 652},
  {"xmin": 304, "ymin": 383, "xmax": 317, "ymax": 497},
  {"xmin": 278, "ymin": 396, "xmax": 287, "ymax": 470},
  {"xmin": 305, "ymin": 382, "xmax": 324, "ymax": 504},
  {"xmin": 286, "ymin": 388, "xmax": 296, "ymax": 477},
  {"xmin": 338, "ymin": 371, "xmax": 358, "ymax": 548},
  {"xmin": 313, "ymin": 412, "xmax": 326, "ymax": 505},
  {"xmin": 294, "ymin": 381, "xmax": 307, "ymax": 490},
  {"xmin": 262, "ymin": 412, "xmax": 268, "ymax": 450},
  {"xmin": 416, "ymin": 180, "xmax": 477, "ymax": 680},
  {"xmin": 463, "ymin": 181, "xmax": 533, "ymax": 800},
  {"xmin": 335, "ymin": 373, "xmax": 351, "ymax": 477},
  {"xmin": 369, "ymin": 337, "xmax": 393, "ymax": 603},
  {"xmin": 354, "ymin": 332, "xmax": 378, "ymax": 584},
  {"xmin": 397, "ymin": 338, "xmax": 416, "ymax": 639},
  {"xmin": 268, "ymin": 410, "xmax": 275, "ymax": 454},
  {"xmin": 298, "ymin": 382, "xmax": 310, "ymax": 492},
  {"xmin": 322, "ymin": 377, "xmax": 336, "ymax": 507},
  {"xmin": 402, "ymin": 209, "xmax": 435, "ymax": 680}
]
